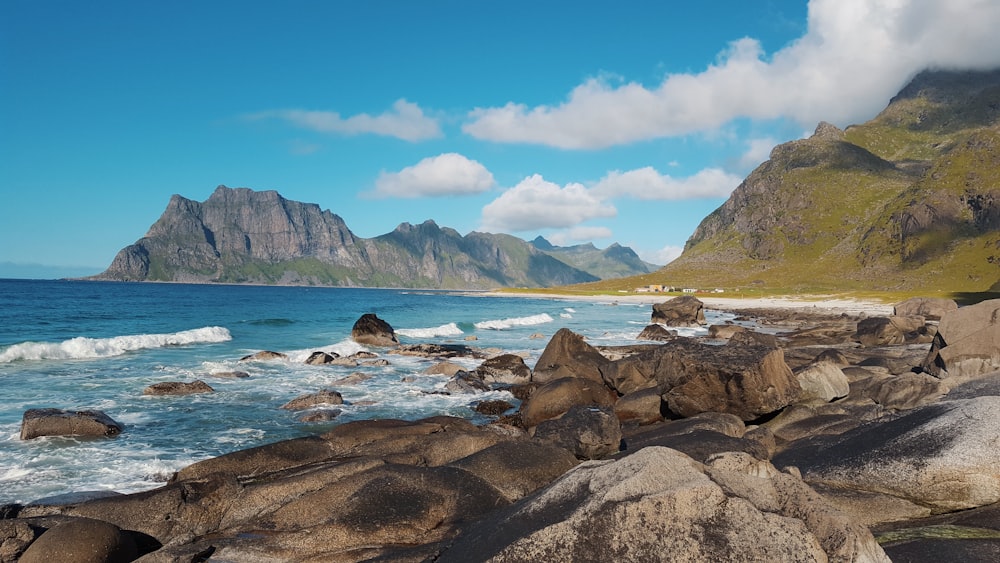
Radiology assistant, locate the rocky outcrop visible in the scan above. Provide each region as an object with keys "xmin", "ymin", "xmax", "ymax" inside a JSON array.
[
  {"xmin": 17, "ymin": 518, "xmax": 137, "ymax": 563},
  {"xmin": 142, "ymin": 380, "xmax": 214, "ymax": 396},
  {"xmin": 531, "ymin": 328, "xmax": 609, "ymax": 384},
  {"xmin": 438, "ymin": 447, "xmax": 889, "ymax": 562},
  {"xmin": 855, "ymin": 315, "xmax": 929, "ymax": 347},
  {"xmin": 532, "ymin": 405, "xmax": 622, "ymax": 460},
  {"xmin": 475, "ymin": 354, "xmax": 531, "ymax": 385},
  {"xmin": 651, "ymin": 295, "xmax": 706, "ymax": 327},
  {"xmin": 350, "ymin": 313, "xmax": 398, "ymax": 347},
  {"xmin": 93, "ymin": 186, "xmax": 653, "ymax": 289},
  {"xmin": 20, "ymin": 409, "xmax": 123, "ymax": 440},
  {"xmin": 922, "ymin": 298, "xmax": 1000, "ymax": 379},
  {"xmin": 894, "ymin": 297, "xmax": 958, "ymax": 320},
  {"xmin": 280, "ymin": 389, "xmax": 344, "ymax": 410}
]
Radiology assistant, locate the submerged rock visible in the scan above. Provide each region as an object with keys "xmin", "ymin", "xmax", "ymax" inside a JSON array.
[
  {"xmin": 238, "ymin": 350, "xmax": 288, "ymax": 362},
  {"xmin": 280, "ymin": 389, "xmax": 344, "ymax": 410},
  {"xmin": 142, "ymin": 380, "xmax": 214, "ymax": 396}
]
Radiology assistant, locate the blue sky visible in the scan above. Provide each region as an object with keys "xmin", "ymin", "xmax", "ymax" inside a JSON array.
[{"xmin": 3, "ymin": 0, "xmax": 999, "ymax": 278}]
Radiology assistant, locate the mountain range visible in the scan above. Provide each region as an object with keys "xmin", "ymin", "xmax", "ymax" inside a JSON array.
[
  {"xmin": 650, "ymin": 68, "xmax": 1000, "ymax": 294},
  {"xmin": 93, "ymin": 186, "xmax": 656, "ymax": 289}
]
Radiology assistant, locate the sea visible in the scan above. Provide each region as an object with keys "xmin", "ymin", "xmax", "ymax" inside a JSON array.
[{"xmin": 0, "ymin": 279, "xmax": 732, "ymax": 505}]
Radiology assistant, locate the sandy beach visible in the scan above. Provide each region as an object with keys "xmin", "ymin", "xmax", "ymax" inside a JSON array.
[{"xmin": 481, "ymin": 291, "xmax": 895, "ymax": 317}]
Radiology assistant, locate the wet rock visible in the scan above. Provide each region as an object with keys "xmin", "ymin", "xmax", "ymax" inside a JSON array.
[
  {"xmin": 20, "ymin": 409, "xmax": 123, "ymax": 440},
  {"xmin": 332, "ymin": 372, "xmax": 373, "ymax": 386},
  {"xmin": 238, "ymin": 350, "xmax": 288, "ymax": 362},
  {"xmin": 209, "ymin": 370, "xmax": 250, "ymax": 378},
  {"xmin": 280, "ymin": 389, "xmax": 344, "ymax": 410},
  {"xmin": 350, "ymin": 313, "xmax": 398, "ymax": 347},
  {"xmin": 304, "ymin": 351, "xmax": 338, "ymax": 365},
  {"xmin": 651, "ymin": 295, "xmax": 706, "ymax": 327},
  {"xmin": 444, "ymin": 371, "xmax": 491, "ymax": 394},
  {"xmin": 474, "ymin": 400, "xmax": 514, "ymax": 416},
  {"xmin": 532, "ymin": 328, "xmax": 609, "ymax": 385},
  {"xmin": 391, "ymin": 343, "xmax": 482, "ymax": 359},
  {"xmin": 142, "ymin": 380, "xmax": 214, "ymax": 396},
  {"xmin": 297, "ymin": 409, "xmax": 342, "ymax": 423},
  {"xmin": 423, "ymin": 361, "xmax": 466, "ymax": 376},
  {"xmin": 533, "ymin": 405, "xmax": 622, "ymax": 460}
]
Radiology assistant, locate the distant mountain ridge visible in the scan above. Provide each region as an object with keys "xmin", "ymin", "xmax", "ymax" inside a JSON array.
[
  {"xmin": 654, "ymin": 68, "xmax": 1000, "ymax": 293},
  {"xmin": 94, "ymin": 186, "xmax": 653, "ymax": 288}
]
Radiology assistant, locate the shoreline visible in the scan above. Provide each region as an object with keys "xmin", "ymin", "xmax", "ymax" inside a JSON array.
[{"xmin": 479, "ymin": 290, "xmax": 896, "ymax": 316}]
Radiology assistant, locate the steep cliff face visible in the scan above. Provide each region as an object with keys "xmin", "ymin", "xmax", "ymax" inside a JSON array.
[
  {"xmin": 95, "ymin": 187, "xmax": 628, "ymax": 288},
  {"xmin": 663, "ymin": 69, "xmax": 1000, "ymax": 292}
]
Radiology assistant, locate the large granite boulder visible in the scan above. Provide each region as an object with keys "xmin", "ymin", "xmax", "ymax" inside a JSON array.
[
  {"xmin": 519, "ymin": 377, "xmax": 618, "ymax": 428},
  {"xmin": 142, "ymin": 380, "xmax": 214, "ymax": 396},
  {"xmin": 20, "ymin": 409, "xmax": 123, "ymax": 440},
  {"xmin": 350, "ymin": 313, "xmax": 398, "ymax": 347},
  {"xmin": 894, "ymin": 297, "xmax": 958, "ymax": 321},
  {"xmin": 449, "ymin": 441, "xmax": 580, "ymax": 502},
  {"xmin": 855, "ymin": 315, "xmax": 927, "ymax": 347},
  {"xmin": 613, "ymin": 386, "xmax": 664, "ymax": 426},
  {"xmin": 619, "ymin": 412, "xmax": 772, "ymax": 463},
  {"xmin": 17, "ymin": 517, "xmax": 137, "ymax": 563},
  {"xmin": 922, "ymin": 298, "xmax": 1000, "ymax": 379},
  {"xmin": 794, "ymin": 361, "xmax": 849, "ymax": 402},
  {"xmin": 651, "ymin": 295, "xmax": 706, "ymax": 327},
  {"xmin": 604, "ymin": 337, "xmax": 800, "ymax": 421},
  {"xmin": 636, "ymin": 324, "xmax": 677, "ymax": 341},
  {"xmin": 774, "ymin": 396, "xmax": 1000, "ymax": 515},
  {"xmin": 436, "ymin": 447, "xmax": 889, "ymax": 562},
  {"xmin": 533, "ymin": 405, "xmax": 622, "ymax": 460},
  {"xmin": 531, "ymin": 328, "xmax": 609, "ymax": 384},
  {"xmin": 475, "ymin": 354, "xmax": 531, "ymax": 385}
]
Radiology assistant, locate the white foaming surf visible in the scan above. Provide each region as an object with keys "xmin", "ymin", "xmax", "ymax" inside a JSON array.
[
  {"xmin": 474, "ymin": 313, "xmax": 554, "ymax": 330},
  {"xmin": 0, "ymin": 326, "xmax": 232, "ymax": 363},
  {"xmin": 396, "ymin": 322, "xmax": 464, "ymax": 339}
]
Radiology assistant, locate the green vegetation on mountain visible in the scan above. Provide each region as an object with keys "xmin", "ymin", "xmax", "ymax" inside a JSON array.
[{"xmin": 588, "ymin": 69, "xmax": 1000, "ymax": 295}]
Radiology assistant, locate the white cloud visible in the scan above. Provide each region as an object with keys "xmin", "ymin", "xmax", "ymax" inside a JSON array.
[
  {"xmin": 739, "ymin": 137, "xmax": 779, "ymax": 170},
  {"xmin": 463, "ymin": 0, "xmax": 1000, "ymax": 148},
  {"xmin": 638, "ymin": 245, "xmax": 684, "ymax": 266},
  {"xmin": 372, "ymin": 153, "xmax": 495, "ymax": 198},
  {"xmin": 591, "ymin": 167, "xmax": 741, "ymax": 200},
  {"xmin": 480, "ymin": 175, "xmax": 616, "ymax": 232},
  {"xmin": 251, "ymin": 99, "xmax": 441, "ymax": 141},
  {"xmin": 548, "ymin": 226, "xmax": 614, "ymax": 246}
]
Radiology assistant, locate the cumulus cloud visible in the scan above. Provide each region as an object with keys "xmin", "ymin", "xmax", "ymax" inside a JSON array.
[
  {"xmin": 372, "ymin": 153, "xmax": 495, "ymax": 198},
  {"xmin": 250, "ymin": 99, "xmax": 441, "ymax": 141},
  {"xmin": 640, "ymin": 245, "xmax": 684, "ymax": 266},
  {"xmin": 462, "ymin": 0, "xmax": 1000, "ymax": 148},
  {"xmin": 591, "ymin": 167, "xmax": 741, "ymax": 200},
  {"xmin": 739, "ymin": 137, "xmax": 779, "ymax": 170},
  {"xmin": 480, "ymin": 175, "xmax": 616, "ymax": 232}
]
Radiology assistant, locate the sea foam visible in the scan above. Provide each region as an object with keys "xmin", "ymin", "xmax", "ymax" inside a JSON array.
[
  {"xmin": 474, "ymin": 313, "xmax": 554, "ymax": 330},
  {"xmin": 0, "ymin": 326, "xmax": 232, "ymax": 363},
  {"xmin": 396, "ymin": 322, "xmax": 464, "ymax": 339}
]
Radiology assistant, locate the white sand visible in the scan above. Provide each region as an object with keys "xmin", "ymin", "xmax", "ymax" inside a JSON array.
[{"xmin": 481, "ymin": 291, "xmax": 894, "ymax": 316}]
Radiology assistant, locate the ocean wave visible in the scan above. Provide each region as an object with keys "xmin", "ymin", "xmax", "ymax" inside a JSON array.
[
  {"xmin": 474, "ymin": 313, "xmax": 554, "ymax": 330},
  {"xmin": 0, "ymin": 326, "xmax": 232, "ymax": 363},
  {"xmin": 396, "ymin": 323, "xmax": 464, "ymax": 339}
]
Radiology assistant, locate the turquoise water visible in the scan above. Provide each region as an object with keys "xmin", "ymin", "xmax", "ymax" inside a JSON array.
[{"xmin": 0, "ymin": 279, "xmax": 726, "ymax": 504}]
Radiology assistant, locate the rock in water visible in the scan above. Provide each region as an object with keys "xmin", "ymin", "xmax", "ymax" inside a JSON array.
[
  {"xmin": 142, "ymin": 380, "xmax": 214, "ymax": 396},
  {"xmin": 532, "ymin": 328, "xmax": 609, "ymax": 384},
  {"xmin": 20, "ymin": 409, "xmax": 123, "ymax": 440},
  {"xmin": 475, "ymin": 354, "xmax": 531, "ymax": 385},
  {"xmin": 351, "ymin": 313, "xmax": 399, "ymax": 346},
  {"xmin": 651, "ymin": 295, "xmax": 706, "ymax": 327},
  {"xmin": 280, "ymin": 389, "xmax": 344, "ymax": 410}
]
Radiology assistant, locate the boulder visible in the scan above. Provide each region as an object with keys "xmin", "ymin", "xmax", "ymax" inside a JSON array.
[
  {"xmin": 0, "ymin": 519, "xmax": 38, "ymax": 563},
  {"xmin": 238, "ymin": 350, "xmax": 287, "ymax": 362},
  {"xmin": 436, "ymin": 447, "xmax": 889, "ymax": 562},
  {"xmin": 764, "ymin": 402, "xmax": 885, "ymax": 448},
  {"xmin": 304, "ymin": 351, "xmax": 338, "ymax": 365},
  {"xmin": 855, "ymin": 315, "xmax": 926, "ymax": 347},
  {"xmin": 142, "ymin": 380, "xmax": 214, "ymax": 396},
  {"xmin": 848, "ymin": 372, "xmax": 945, "ymax": 411},
  {"xmin": 297, "ymin": 409, "xmax": 342, "ymax": 422},
  {"xmin": 444, "ymin": 371, "xmax": 491, "ymax": 394},
  {"xmin": 893, "ymin": 297, "xmax": 958, "ymax": 321},
  {"xmin": 475, "ymin": 354, "xmax": 531, "ymax": 385},
  {"xmin": 812, "ymin": 348, "xmax": 851, "ymax": 366},
  {"xmin": 473, "ymin": 400, "xmax": 514, "ymax": 416},
  {"xmin": 448, "ymin": 441, "xmax": 580, "ymax": 502},
  {"xmin": 773, "ymin": 396, "xmax": 1000, "ymax": 514},
  {"xmin": 332, "ymin": 372, "xmax": 373, "ymax": 385},
  {"xmin": 618, "ymin": 413, "xmax": 771, "ymax": 463},
  {"xmin": 209, "ymin": 370, "xmax": 250, "ymax": 378},
  {"xmin": 532, "ymin": 328, "xmax": 609, "ymax": 384},
  {"xmin": 17, "ymin": 517, "xmax": 137, "ymax": 563},
  {"xmin": 709, "ymin": 324, "xmax": 746, "ymax": 339},
  {"xmin": 613, "ymin": 386, "xmax": 664, "ymax": 426},
  {"xmin": 20, "ymin": 409, "xmax": 123, "ymax": 440},
  {"xmin": 280, "ymin": 389, "xmax": 344, "ymax": 410},
  {"xmin": 729, "ymin": 329, "xmax": 779, "ymax": 348},
  {"xmin": 794, "ymin": 361, "xmax": 849, "ymax": 402},
  {"xmin": 651, "ymin": 295, "xmax": 706, "ymax": 327},
  {"xmin": 922, "ymin": 298, "xmax": 1000, "ymax": 379},
  {"xmin": 636, "ymin": 324, "xmax": 677, "ymax": 341},
  {"xmin": 423, "ymin": 361, "xmax": 465, "ymax": 376},
  {"xmin": 533, "ymin": 405, "xmax": 622, "ymax": 460},
  {"xmin": 350, "ymin": 313, "xmax": 398, "ymax": 347},
  {"xmin": 519, "ymin": 377, "xmax": 618, "ymax": 428}
]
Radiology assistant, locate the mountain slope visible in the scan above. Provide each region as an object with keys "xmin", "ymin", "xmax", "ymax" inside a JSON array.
[
  {"xmin": 530, "ymin": 236, "xmax": 659, "ymax": 279},
  {"xmin": 656, "ymin": 69, "xmax": 1000, "ymax": 293},
  {"xmin": 94, "ymin": 186, "xmax": 626, "ymax": 288}
]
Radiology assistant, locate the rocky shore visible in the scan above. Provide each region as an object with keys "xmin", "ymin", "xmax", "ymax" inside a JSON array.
[{"xmin": 2, "ymin": 296, "xmax": 999, "ymax": 562}]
